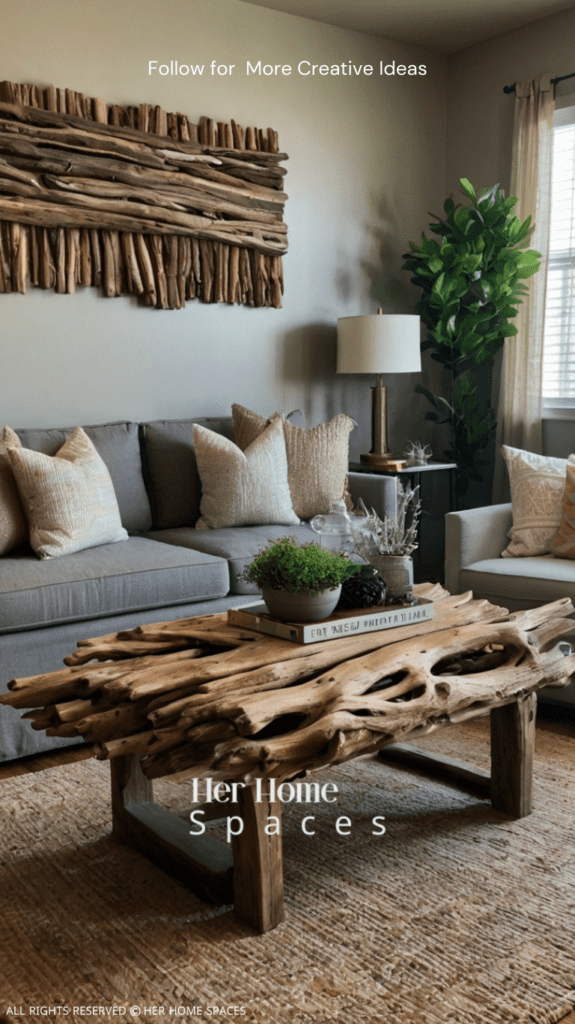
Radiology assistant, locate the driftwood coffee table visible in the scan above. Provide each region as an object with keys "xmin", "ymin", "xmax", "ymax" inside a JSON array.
[{"xmin": 3, "ymin": 584, "xmax": 574, "ymax": 933}]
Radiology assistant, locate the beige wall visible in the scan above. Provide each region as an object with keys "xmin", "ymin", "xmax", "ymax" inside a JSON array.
[
  {"xmin": 0, "ymin": 0, "xmax": 446, "ymax": 461},
  {"xmin": 447, "ymin": 5, "xmax": 575, "ymax": 197}
]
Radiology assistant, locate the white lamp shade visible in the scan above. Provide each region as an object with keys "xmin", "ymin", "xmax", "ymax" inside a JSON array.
[{"xmin": 337, "ymin": 314, "xmax": 421, "ymax": 374}]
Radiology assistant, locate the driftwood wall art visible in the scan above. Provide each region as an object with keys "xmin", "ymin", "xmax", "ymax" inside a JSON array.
[{"xmin": 0, "ymin": 79, "xmax": 288, "ymax": 308}]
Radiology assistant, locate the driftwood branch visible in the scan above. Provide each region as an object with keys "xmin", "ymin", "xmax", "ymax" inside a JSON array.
[
  {"xmin": 2, "ymin": 585, "xmax": 574, "ymax": 786},
  {"xmin": 0, "ymin": 80, "xmax": 288, "ymax": 307}
]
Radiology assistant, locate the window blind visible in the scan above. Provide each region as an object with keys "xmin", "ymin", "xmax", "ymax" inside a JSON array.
[{"xmin": 543, "ymin": 105, "xmax": 575, "ymax": 405}]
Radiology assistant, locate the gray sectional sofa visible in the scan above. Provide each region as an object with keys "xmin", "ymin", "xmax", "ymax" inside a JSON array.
[
  {"xmin": 445, "ymin": 503, "xmax": 575, "ymax": 707},
  {"xmin": 0, "ymin": 415, "xmax": 397, "ymax": 762}
]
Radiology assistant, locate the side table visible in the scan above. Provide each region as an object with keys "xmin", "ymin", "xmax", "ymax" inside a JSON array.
[{"xmin": 349, "ymin": 461, "xmax": 457, "ymax": 512}]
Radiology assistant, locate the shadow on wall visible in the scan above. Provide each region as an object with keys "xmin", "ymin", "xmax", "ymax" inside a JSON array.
[
  {"xmin": 279, "ymin": 322, "xmax": 374, "ymax": 457},
  {"xmin": 364, "ymin": 192, "xmax": 413, "ymax": 312},
  {"xmin": 280, "ymin": 322, "xmax": 344, "ymax": 423}
]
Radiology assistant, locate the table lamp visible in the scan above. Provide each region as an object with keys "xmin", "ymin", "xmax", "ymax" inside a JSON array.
[{"xmin": 337, "ymin": 310, "xmax": 421, "ymax": 469}]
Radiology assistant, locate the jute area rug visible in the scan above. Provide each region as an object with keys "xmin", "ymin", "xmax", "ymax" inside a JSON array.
[{"xmin": 1, "ymin": 719, "xmax": 574, "ymax": 1024}]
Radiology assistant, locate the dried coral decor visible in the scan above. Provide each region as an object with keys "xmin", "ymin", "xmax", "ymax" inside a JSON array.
[
  {"xmin": 0, "ymin": 79, "xmax": 287, "ymax": 307},
  {"xmin": 2, "ymin": 584, "xmax": 574, "ymax": 933}
]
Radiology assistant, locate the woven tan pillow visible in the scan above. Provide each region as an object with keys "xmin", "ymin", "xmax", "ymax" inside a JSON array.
[
  {"xmin": 7, "ymin": 426, "xmax": 128, "ymax": 559},
  {"xmin": 194, "ymin": 416, "xmax": 300, "ymax": 530},
  {"xmin": 551, "ymin": 463, "xmax": 575, "ymax": 558},
  {"xmin": 501, "ymin": 445, "xmax": 575, "ymax": 558},
  {"xmin": 232, "ymin": 404, "xmax": 355, "ymax": 520},
  {"xmin": 0, "ymin": 426, "xmax": 27, "ymax": 556}
]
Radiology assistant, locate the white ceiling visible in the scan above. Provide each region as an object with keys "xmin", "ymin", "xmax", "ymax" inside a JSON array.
[{"xmin": 239, "ymin": 0, "xmax": 575, "ymax": 54}]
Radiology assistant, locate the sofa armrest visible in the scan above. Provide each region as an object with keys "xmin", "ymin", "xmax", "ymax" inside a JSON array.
[
  {"xmin": 445, "ymin": 504, "xmax": 512, "ymax": 595},
  {"xmin": 347, "ymin": 472, "xmax": 398, "ymax": 521}
]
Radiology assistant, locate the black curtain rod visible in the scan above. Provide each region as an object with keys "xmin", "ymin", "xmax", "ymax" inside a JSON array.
[{"xmin": 503, "ymin": 71, "xmax": 575, "ymax": 94}]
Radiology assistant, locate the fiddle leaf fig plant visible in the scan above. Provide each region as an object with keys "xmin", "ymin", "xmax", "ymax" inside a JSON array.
[{"xmin": 402, "ymin": 178, "xmax": 541, "ymax": 500}]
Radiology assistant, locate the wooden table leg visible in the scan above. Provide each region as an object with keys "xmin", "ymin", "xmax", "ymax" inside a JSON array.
[
  {"xmin": 231, "ymin": 784, "xmax": 285, "ymax": 933},
  {"xmin": 490, "ymin": 693, "xmax": 536, "ymax": 818},
  {"xmin": 111, "ymin": 754, "xmax": 234, "ymax": 905},
  {"xmin": 111, "ymin": 756, "xmax": 285, "ymax": 931}
]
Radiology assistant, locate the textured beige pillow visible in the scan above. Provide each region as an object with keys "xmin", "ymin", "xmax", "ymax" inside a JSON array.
[
  {"xmin": 232, "ymin": 404, "xmax": 355, "ymax": 520},
  {"xmin": 501, "ymin": 445, "xmax": 575, "ymax": 558},
  {"xmin": 194, "ymin": 416, "xmax": 300, "ymax": 530},
  {"xmin": 551, "ymin": 463, "xmax": 575, "ymax": 558},
  {"xmin": 7, "ymin": 426, "xmax": 128, "ymax": 559},
  {"xmin": 0, "ymin": 426, "xmax": 27, "ymax": 555}
]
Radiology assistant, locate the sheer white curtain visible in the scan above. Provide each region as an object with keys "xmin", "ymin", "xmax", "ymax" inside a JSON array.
[{"xmin": 493, "ymin": 74, "xmax": 554, "ymax": 502}]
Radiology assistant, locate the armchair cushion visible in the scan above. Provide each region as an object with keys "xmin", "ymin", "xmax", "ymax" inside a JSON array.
[
  {"xmin": 501, "ymin": 445, "xmax": 575, "ymax": 557},
  {"xmin": 459, "ymin": 554, "xmax": 575, "ymax": 611}
]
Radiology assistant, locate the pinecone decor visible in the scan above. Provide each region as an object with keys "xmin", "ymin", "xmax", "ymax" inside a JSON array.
[{"xmin": 339, "ymin": 566, "xmax": 387, "ymax": 609}]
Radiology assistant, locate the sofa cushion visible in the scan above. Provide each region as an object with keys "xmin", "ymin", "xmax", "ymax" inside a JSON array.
[
  {"xmin": 233, "ymin": 404, "xmax": 355, "ymax": 519},
  {"xmin": 460, "ymin": 555, "xmax": 575, "ymax": 610},
  {"xmin": 8, "ymin": 427, "xmax": 129, "ymax": 559},
  {"xmin": 140, "ymin": 417, "xmax": 236, "ymax": 530},
  {"xmin": 0, "ymin": 536, "xmax": 229, "ymax": 633},
  {"xmin": 140, "ymin": 412, "xmax": 306, "ymax": 531},
  {"xmin": 148, "ymin": 522, "xmax": 317, "ymax": 593},
  {"xmin": 194, "ymin": 418, "xmax": 300, "ymax": 530},
  {"xmin": 15, "ymin": 422, "xmax": 151, "ymax": 534},
  {"xmin": 0, "ymin": 426, "xmax": 27, "ymax": 556}
]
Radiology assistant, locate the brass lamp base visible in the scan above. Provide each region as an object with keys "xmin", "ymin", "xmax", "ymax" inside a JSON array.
[
  {"xmin": 360, "ymin": 452, "xmax": 406, "ymax": 471},
  {"xmin": 360, "ymin": 379, "xmax": 406, "ymax": 471}
]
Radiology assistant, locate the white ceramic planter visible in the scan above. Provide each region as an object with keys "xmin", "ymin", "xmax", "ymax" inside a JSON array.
[{"xmin": 262, "ymin": 585, "xmax": 342, "ymax": 622}]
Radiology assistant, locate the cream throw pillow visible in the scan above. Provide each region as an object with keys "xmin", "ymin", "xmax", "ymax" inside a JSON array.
[
  {"xmin": 551, "ymin": 462, "xmax": 575, "ymax": 558},
  {"xmin": 0, "ymin": 426, "xmax": 27, "ymax": 555},
  {"xmin": 194, "ymin": 416, "xmax": 300, "ymax": 530},
  {"xmin": 501, "ymin": 445, "xmax": 575, "ymax": 558},
  {"xmin": 7, "ymin": 426, "xmax": 128, "ymax": 559},
  {"xmin": 232, "ymin": 404, "xmax": 355, "ymax": 520}
]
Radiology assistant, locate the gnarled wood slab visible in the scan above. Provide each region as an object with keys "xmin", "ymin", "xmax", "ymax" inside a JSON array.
[{"xmin": 2, "ymin": 585, "xmax": 574, "ymax": 786}]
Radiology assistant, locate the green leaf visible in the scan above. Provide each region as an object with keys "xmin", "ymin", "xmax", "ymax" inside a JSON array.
[
  {"xmin": 477, "ymin": 184, "xmax": 499, "ymax": 206},
  {"xmin": 431, "ymin": 272, "xmax": 446, "ymax": 301},
  {"xmin": 504, "ymin": 195, "xmax": 519, "ymax": 211},
  {"xmin": 459, "ymin": 178, "xmax": 477, "ymax": 201},
  {"xmin": 454, "ymin": 206, "xmax": 471, "ymax": 232},
  {"xmin": 517, "ymin": 264, "xmax": 540, "ymax": 279},
  {"xmin": 461, "ymin": 254, "xmax": 482, "ymax": 272},
  {"xmin": 519, "ymin": 248, "xmax": 540, "ymax": 261}
]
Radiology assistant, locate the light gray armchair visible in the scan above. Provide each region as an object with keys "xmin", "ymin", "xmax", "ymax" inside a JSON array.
[{"xmin": 445, "ymin": 503, "xmax": 575, "ymax": 707}]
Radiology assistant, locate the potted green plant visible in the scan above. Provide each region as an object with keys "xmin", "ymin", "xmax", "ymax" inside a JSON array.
[
  {"xmin": 402, "ymin": 178, "xmax": 541, "ymax": 504},
  {"xmin": 240, "ymin": 536, "xmax": 360, "ymax": 622}
]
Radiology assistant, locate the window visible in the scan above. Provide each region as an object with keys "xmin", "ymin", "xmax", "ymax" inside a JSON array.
[{"xmin": 543, "ymin": 103, "xmax": 575, "ymax": 408}]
